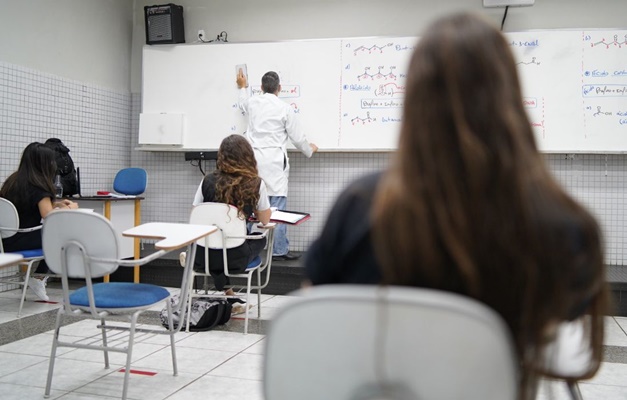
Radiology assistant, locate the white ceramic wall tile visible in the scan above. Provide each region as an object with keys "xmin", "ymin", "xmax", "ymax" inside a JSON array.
[{"xmin": 0, "ymin": 61, "xmax": 131, "ymax": 203}]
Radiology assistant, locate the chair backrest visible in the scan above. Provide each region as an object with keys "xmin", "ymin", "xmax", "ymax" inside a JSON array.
[
  {"xmin": 42, "ymin": 210, "xmax": 119, "ymax": 278},
  {"xmin": 189, "ymin": 202, "xmax": 247, "ymax": 249},
  {"xmin": 0, "ymin": 198, "xmax": 19, "ymax": 240},
  {"xmin": 264, "ymin": 285, "xmax": 518, "ymax": 400},
  {"xmin": 113, "ymin": 168, "xmax": 147, "ymax": 195}
]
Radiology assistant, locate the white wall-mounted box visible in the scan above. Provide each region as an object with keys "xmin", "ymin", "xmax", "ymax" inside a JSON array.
[
  {"xmin": 138, "ymin": 113, "xmax": 184, "ymax": 146},
  {"xmin": 483, "ymin": 0, "xmax": 534, "ymax": 7}
]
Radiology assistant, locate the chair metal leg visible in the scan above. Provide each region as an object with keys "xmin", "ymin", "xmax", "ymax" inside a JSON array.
[
  {"xmin": 44, "ymin": 309, "xmax": 64, "ymax": 397},
  {"xmin": 566, "ymin": 381, "xmax": 583, "ymax": 400},
  {"xmin": 256, "ymin": 269, "xmax": 262, "ymax": 318},
  {"xmin": 186, "ymin": 273, "xmax": 194, "ymax": 333},
  {"xmin": 17, "ymin": 261, "xmax": 36, "ymax": 317},
  {"xmin": 244, "ymin": 273, "xmax": 254, "ymax": 335},
  {"xmin": 122, "ymin": 313, "xmax": 140, "ymax": 400},
  {"xmin": 100, "ymin": 318, "xmax": 110, "ymax": 368},
  {"xmin": 166, "ymin": 300, "xmax": 178, "ymax": 376}
]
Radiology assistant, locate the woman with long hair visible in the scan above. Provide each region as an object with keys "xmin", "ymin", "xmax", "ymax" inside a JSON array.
[
  {"xmin": 304, "ymin": 12, "xmax": 608, "ymax": 398},
  {"xmin": 1, "ymin": 142, "xmax": 78, "ymax": 300},
  {"xmin": 190, "ymin": 134, "xmax": 271, "ymax": 295}
]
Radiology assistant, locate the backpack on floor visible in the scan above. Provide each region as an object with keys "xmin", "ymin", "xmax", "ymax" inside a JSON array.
[
  {"xmin": 44, "ymin": 138, "xmax": 78, "ymax": 196},
  {"xmin": 160, "ymin": 294, "xmax": 232, "ymax": 332}
]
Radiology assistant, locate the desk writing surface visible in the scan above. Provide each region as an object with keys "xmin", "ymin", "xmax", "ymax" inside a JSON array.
[
  {"xmin": 0, "ymin": 253, "xmax": 23, "ymax": 268},
  {"xmin": 142, "ymin": 29, "xmax": 627, "ymax": 153},
  {"xmin": 123, "ymin": 223, "xmax": 217, "ymax": 251}
]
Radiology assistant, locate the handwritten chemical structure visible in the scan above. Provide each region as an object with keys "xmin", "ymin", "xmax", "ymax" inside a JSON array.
[
  {"xmin": 584, "ymin": 106, "xmax": 627, "ymax": 126},
  {"xmin": 517, "ymin": 57, "xmax": 541, "ymax": 66},
  {"xmin": 290, "ymin": 103, "xmax": 300, "ymax": 114},
  {"xmin": 351, "ymin": 42, "xmax": 393, "ymax": 55},
  {"xmin": 592, "ymin": 106, "xmax": 612, "ymax": 117},
  {"xmin": 589, "ymin": 34, "xmax": 627, "ymax": 49},
  {"xmin": 357, "ymin": 66, "xmax": 397, "ymax": 81},
  {"xmin": 351, "ymin": 112, "xmax": 376, "ymax": 125},
  {"xmin": 374, "ymin": 83, "xmax": 405, "ymax": 97}
]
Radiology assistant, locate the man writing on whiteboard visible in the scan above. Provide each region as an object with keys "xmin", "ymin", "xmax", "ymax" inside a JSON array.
[{"xmin": 236, "ymin": 69, "xmax": 318, "ymax": 261}]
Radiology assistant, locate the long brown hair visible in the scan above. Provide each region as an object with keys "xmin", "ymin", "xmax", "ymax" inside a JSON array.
[
  {"xmin": 213, "ymin": 134, "xmax": 261, "ymax": 217},
  {"xmin": 371, "ymin": 13, "xmax": 608, "ymax": 398},
  {"xmin": 1, "ymin": 142, "xmax": 57, "ymax": 209}
]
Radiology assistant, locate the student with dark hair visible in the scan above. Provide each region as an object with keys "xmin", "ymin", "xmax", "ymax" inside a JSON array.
[
  {"xmin": 236, "ymin": 70, "xmax": 318, "ymax": 261},
  {"xmin": 188, "ymin": 134, "xmax": 271, "ymax": 297},
  {"xmin": 304, "ymin": 12, "xmax": 608, "ymax": 398},
  {"xmin": 1, "ymin": 142, "xmax": 78, "ymax": 300}
]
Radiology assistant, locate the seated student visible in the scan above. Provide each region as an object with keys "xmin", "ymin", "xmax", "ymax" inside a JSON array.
[
  {"xmin": 187, "ymin": 134, "xmax": 271, "ymax": 298},
  {"xmin": 1, "ymin": 142, "xmax": 79, "ymax": 301},
  {"xmin": 304, "ymin": 12, "xmax": 608, "ymax": 399}
]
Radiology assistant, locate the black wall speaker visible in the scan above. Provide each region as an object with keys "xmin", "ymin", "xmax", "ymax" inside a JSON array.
[{"xmin": 144, "ymin": 4, "xmax": 185, "ymax": 45}]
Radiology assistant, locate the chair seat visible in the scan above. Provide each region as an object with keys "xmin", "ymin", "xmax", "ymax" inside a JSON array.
[
  {"xmin": 13, "ymin": 249, "xmax": 44, "ymax": 258},
  {"xmin": 70, "ymin": 282, "xmax": 170, "ymax": 308},
  {"xmin": 245, "ymin": 255, "xmax": 262, "ymax": 271}
]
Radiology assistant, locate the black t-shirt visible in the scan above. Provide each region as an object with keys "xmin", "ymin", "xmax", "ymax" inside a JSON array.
[
  {"xmin": 2, "ymin": 183, "xmax": 54, "ymax": 251},
  {"xmin": 304, "ymin": 171, "xmax": 599, "ymax": 323},
  {"xmin": 304, "ymin": 172, "xmax": 383, "ymax": 284}
]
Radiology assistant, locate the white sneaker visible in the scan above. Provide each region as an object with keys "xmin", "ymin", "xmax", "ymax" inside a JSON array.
[
  {"xmin": 179, "ymin": 252, "xmax": 187, "ymax": 267},
  {"xmin": 28, "ymin": 276, "xmax": 49, "ymax": 301}
]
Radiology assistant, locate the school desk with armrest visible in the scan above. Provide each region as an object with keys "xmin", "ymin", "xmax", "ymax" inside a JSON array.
[
  {"xmin": 0, "ymin": 253, "xmax": 23, "ymax": 268},
  {"xmin": 42, "ymin": 212, "xmax": 217, "ymax": 400}
]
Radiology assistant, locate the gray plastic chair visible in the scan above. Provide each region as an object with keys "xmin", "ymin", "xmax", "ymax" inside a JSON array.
[
  {"xmin": 42, "ymin": 210, "xmax": 186, "ymax": 400},
  {"xmin": 0, "ymin": 197, "xmax": 47, "ymax": 316},
  {"xmin": 187, "ymin": 202, "xmax": 275, "ymax": 334},
  {"xmin": 264, "ymin": 285, "xmax": 518, "ymax": 400}
]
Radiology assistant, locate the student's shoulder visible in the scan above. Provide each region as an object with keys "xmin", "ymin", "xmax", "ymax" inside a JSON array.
[
  {"xmin": 336, "ymin": 172, "xmax": 382, "ymax": 205},
  {"xmin": 26, "ymin": 182, "xmax": 53, "ymax": 199},
  {"xmin": 347, "ymin": 172, "xmax": 383, "ymax": 193}
]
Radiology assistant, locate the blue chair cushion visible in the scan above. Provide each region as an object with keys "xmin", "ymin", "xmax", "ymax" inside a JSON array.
[
  {"xmin": 70, "ymin": 282, "xmax": 170, "ymax": 308},
  {"xmin": 245, "ymin": 255, "xmax": 262, "ymax": 271},
  {"xmin": 113, "ymin": 168, "xmax": 147, "ymax": 195},
  {"xmin": 14, "ymin": 249, "xmax": 44, "ymax": 258}
]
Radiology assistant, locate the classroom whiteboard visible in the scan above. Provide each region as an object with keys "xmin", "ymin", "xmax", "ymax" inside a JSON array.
[{"xmin": 141, "ymin": 30, "xmax": 627, "ymax": 152}]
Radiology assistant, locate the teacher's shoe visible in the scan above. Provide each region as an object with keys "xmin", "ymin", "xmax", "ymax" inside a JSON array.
[
  {"xmin": 272, "ymin": 252, "xmax": 301, "ymax": 261},
  {"xmin": 28, "ymin": 276, "xmax": 49, "ymax": 302}
]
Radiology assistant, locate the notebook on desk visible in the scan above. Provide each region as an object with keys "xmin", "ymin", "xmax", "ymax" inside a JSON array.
[
  {"xmin": 270, "ymin": 210, "xmax": 310, "ymax": 225},
  {"xmin": 250, "ymin": 209, "xmax": 310, "ymax": 225}
]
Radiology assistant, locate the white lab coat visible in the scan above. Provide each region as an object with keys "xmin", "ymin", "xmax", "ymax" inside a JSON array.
[{"xmin": 238, "ymin": 89, "xmax": 313, "ymax": 196}]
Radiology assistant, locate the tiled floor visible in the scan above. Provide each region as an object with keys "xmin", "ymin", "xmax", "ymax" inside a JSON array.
[{"xmin": 0, "ymin": 284, "xmax": 626, "ymax": 399}]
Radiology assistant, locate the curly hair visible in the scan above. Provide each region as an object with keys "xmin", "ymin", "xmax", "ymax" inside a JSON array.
[{"xmin": 214, "ymin": 135, "xmax": 261, "ymax": 218}]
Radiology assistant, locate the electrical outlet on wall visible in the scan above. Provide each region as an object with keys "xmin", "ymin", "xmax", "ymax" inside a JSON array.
[{"xmin": 198, "ymin": 30, "xmax": 205, "ymax": 40}]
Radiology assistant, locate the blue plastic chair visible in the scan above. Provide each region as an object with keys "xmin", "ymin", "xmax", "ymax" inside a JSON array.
[{"xmin": 113, "ymin": 168, "xmax": 147, "ymax": 195}]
